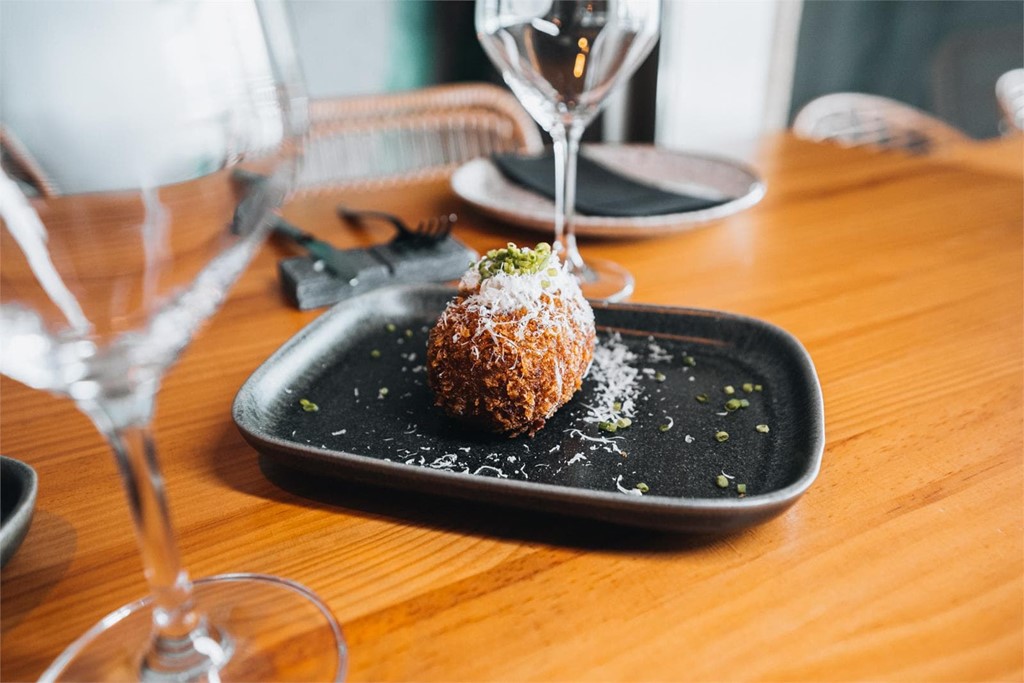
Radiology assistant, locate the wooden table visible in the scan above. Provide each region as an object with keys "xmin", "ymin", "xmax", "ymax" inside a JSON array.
[{"xmin": 2, "ymin": 134, "xmax": 1021, "ymax": 682}]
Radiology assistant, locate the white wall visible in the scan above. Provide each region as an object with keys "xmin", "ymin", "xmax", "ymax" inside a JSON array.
[
  {"xmin": 284, "ymin": 0, "xmax": 435, "ymax": 99},
  {"xmin": 0, "ymin": 1, "xmax": 279, "ymax": 193},
  {"xmin": 655, "ymin": 0, "xmax": 803, "ymax": 157},
  {"xmin": 285, "ymin": 1, "xmax": 397, "ymax": 98}
]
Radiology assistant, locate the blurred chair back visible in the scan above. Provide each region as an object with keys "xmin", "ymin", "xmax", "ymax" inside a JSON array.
[
  {"xmin": 996, "ymin": 69, "xmax": 1024, "ymax": 134},
  {"xmin": 299, "ymin": 83, "xmax": 543, "ymax": 191},
  {"xmin": 792, "ymin": 92, "xmax": 968, "ymax": 154}
]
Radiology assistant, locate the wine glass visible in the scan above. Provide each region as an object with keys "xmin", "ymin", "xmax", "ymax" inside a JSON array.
[
  {"xmin": 0, "ymin": 2, "xmax": 345, "ymax": 681},
  {"xmin": 476, "ymin": 0, "xmax": 661, "ymax": 301}
]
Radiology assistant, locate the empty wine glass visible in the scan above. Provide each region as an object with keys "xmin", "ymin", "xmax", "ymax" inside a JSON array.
[
  {"xmin": 476, "ymin": 0, "xmax": 661, "ymax": 301},
  {"xmin": 0, "ymin": 1, "xmax": 345, "ymax": 680}
]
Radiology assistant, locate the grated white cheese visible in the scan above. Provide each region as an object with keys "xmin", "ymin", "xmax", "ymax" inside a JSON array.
[
  {"xmin": 567, "ymin": 427, "xmax": 626, "ymax": 455},
  {"xmin": 440, "ymin": 250, "xmax": 594, "ymax": 351},
  {"xmin": 427, "ymin": 453, "xmax": 460, "ymax": 469},
  {"xmin": 581, "ymin": 332, "xmax": 641, "ymax": 425},
  {"xmin": 614, "ymin": 474, "xmax": 643, "ymax": 496},
  {"xmin": 647, "ymin": 341, "xmax": 673, "ymax": 363},
  {"xmin": 473, "ymin": 465, "xmax": 508, "ymax": 478}
]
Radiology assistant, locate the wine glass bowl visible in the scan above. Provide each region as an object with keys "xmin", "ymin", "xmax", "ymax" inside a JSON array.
[
  {"xmin": 476, "ymin": 0, "xmax": 661, "ymax": 301},
  {"xmin": 0, "ymin": 2, "xmax": 345, "ymax": 680}
]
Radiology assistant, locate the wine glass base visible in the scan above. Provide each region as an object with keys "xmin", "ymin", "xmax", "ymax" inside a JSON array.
[
  {"xmin": 574, "ymin": 257, "xmax": 635, "ymax": 303},
  {"xmin": 40, "ymin": 573, "xmax": 347, "ymax": 683}
]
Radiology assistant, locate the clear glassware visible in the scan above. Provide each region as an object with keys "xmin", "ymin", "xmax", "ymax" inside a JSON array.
[
  {"xmin": 476, "ymin": 0, "xmax": 661, "ymax": 301},
  {"xmin": 0, "ymin": 1, "xmax": 346, "ymax": 680}
]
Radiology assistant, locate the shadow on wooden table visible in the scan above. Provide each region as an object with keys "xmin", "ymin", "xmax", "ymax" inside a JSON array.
[
  {"xmin": 0, "ymin": 510, "xmax": 77, "ymax": 633},
  {"xmin": 253, "ymin": 457, "xmax": 733, "ymax": 554}
]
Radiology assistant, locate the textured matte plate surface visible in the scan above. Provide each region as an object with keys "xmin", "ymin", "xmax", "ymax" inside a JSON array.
[
  {"xmin": 233, "ymin": 286, "xmax": 824, "ymax": 533},
  {"xmin": 450, "ymin": 144, "xmax": 766, "ymax": 238}
]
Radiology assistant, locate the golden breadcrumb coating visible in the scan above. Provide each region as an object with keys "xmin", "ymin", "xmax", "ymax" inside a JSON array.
[{"xmin": 426, "ymin": 245, "xmax": 595, "ymax": 437}]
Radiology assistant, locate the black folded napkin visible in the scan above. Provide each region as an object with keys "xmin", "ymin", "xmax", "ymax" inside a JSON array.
[{"xmin": 493, "ymin": 149, "xmax": 730, "ymax": 217}]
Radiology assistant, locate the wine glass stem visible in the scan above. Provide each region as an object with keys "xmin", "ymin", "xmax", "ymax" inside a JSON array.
[
  {"xmin": 81, "ymin": 389, "xmax": 226, "ymax": 676},
  {"xmin": 550, "ymin": 124, "xmax": 587, "ymax": 275}
]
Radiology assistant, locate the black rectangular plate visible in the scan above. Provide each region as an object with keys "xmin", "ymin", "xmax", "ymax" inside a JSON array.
[{"xmin": 233, "ymin": 285, "xmax": 824, "ymax": 533}]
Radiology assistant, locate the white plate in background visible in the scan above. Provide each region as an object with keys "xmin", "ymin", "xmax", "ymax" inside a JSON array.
[{"xmin": 451, "ymin": 144, "xmax": 766, "ymax": 239}]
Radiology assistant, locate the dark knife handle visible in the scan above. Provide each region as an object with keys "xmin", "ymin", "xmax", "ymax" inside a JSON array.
[
  {"xmin": 273, "ymin": 218, "xmax": 358, "ymax": 280},
  {"xmin": 272, "ymin": 217, "xmax": 313, "ymax": 244}
]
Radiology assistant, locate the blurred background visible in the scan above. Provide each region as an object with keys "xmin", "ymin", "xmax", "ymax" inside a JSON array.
[
  {"xmin": 285, "ymin": 0, "xmax": 1022, "ymax": 151},
  {"xmin": 2, "ymin": 0, "xmax": 1021, "ymax": 171}
]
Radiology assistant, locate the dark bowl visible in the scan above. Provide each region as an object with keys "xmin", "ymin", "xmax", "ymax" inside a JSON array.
[{"xmin": 1, "ymin": 456, "xmax": 38, "ymax": 567}]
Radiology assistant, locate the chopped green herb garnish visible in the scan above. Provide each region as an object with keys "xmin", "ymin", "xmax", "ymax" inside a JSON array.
[
  {"xmin": 723, "ymin": 385, "xmax": 736, "ymax": 395},
  {"xmin": 370, "ymin": 349, "xmax": 381, "ymax": 359},
  {"xmin": 742, "ymin": 382, "xmax": 754, "ymax": 393},
  {"xmin": 756, "ymin": 424, "xmax": 770, "ymax": 433},
  {"xmin": 739, "ymin": 398, "xmax": 750, "ymax": 408},
  {"xmin": 612, "ymin": 401, "xmax": 622, "ymax": 412},
  {"xmin": 725, "ymin": 398, "xmax": 742, "ymax": 411},
  {"xmin": 737, "ymin": 483, "xmax": 748, "ymax": 495},
  {"xmin": 378, "ymin": 387, "xmax": 389, "ymax": 398},
  {"xmin": 477, "ymin": 242, "xmax": 552, "ymax": 280},
  {"xmin": 385, "ymin": 323, "xmax": 396, "ymax": 333},
  {"xmin": 683, "ymin": 355, "xmax": 696, "ymax": 367},
  {"xmin": 635, "ymin": 482, "xmax": 650, "ymax": 494},
  {"xmin": 754, "ymin": 384, "xmax": 763, "ymax": 392},
  {"xmin": 598, "ymin": 421, "xmax": 618, "ymax": 433},
  {"xmin": 715, "ymin": 430, "xmax": 729, "ymax": 442},
  {"xmin": 716, "ymin": 474, "xmax": 730, "ymax": 488},
  {"xmin": 404, "ymin": 329, "xmax": 413, "ymax": 338},
  {"xmin": 695, "ymin": 393, "xmax": 709, "ymax": 404},
  {"xmin": 299, "ymin": 398, "xmax": 319, "ymax": 412},
  {"xmin": 659, "ymin": 423, "xmax": 672, "ymax": 432},
  {"xmin": 616, "ymin": 417, "xmax": 632, "ymax": 429},
  {"xmin": 654, "ymin": 372, "xmax": 666, "ymax": 382}
]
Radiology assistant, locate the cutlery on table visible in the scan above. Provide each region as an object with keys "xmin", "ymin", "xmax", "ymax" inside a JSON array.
[
  {"xmin": 274, "ymin": 210, "xmax": 476, "ymax": 311},
  {"xmin": 272, "ymin": 217, "xmax": 386, "ymax": 284},
  {"xmin": 337, "ymin": 205, "xmax": 457, "ymax": 244}
]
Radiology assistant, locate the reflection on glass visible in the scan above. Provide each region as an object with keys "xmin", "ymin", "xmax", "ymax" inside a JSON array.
[
  {"xmin": 0, "ymin": 2, "xmax": 345, "ymax": 680},
  {"xmin": 476, "ymin": 0, "xmax": 660, "ymax": 301}
]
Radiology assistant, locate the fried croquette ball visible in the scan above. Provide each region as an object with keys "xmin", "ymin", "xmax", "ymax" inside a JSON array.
[{"xmin": 427, "ymin": 243, "xmax": 595, "ymax": 437}]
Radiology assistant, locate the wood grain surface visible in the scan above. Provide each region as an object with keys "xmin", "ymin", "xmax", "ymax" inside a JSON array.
[{"xmin": 1, "ymin": 134, "xmax": 1021, "ymax": 682}]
